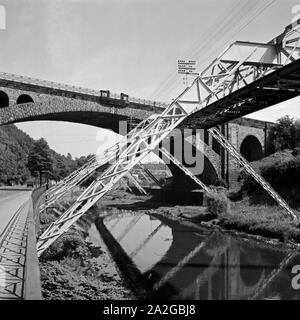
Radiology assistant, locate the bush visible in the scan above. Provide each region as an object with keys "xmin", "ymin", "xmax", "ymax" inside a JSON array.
[
  {"xmin": 240, "ymin": 154, "xmax": 300, "ymax": 193},
  {"xmin": 293, "ymin": 147, "xmax": 300, "ymax": 157},
  {"xmin": 204, "ymin": 188, "xmax": 231, "ymax": 217},
  {"xmin": 40, "ymin": 228, "xmax": 92, "ymax": 262},
  {"xmin": 39, "ymin": 211, "xmax": 57, "ymax": 230}
]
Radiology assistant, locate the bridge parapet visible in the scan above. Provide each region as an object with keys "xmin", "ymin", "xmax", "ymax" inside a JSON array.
[
  {"xmin": 0, "ymin": 71, "xmax": 168, "ymax": 110},
  {"xmin": 0, "ymin": 187, "xmax": 44, "ymax": 300},
  {"xmin": 24, "ymin": 187, "xmax": 44, "ymax": 300}
]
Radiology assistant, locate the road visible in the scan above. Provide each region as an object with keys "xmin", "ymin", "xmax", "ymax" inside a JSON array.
[{"xmin": 0, "ymin": 190, "xmax": 31, "ymax": 237}]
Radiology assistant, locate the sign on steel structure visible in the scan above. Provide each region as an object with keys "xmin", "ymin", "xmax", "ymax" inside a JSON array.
[
  {"xmin": 178, "ymin": 60, "xmax": 198, "ymax": 86},
  {"xmin": 177, "ymin": 60, "xmax": 198, "ymax": 75}
]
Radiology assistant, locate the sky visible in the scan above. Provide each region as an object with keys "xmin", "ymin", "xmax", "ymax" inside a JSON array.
[{"xmin": 0, "ymin": 0, "xmax": 300, "ymax": 158}]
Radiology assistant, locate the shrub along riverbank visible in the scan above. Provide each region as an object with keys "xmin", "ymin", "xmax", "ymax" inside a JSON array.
[
  {"xmin": 238, "ymin": 150, "xmax": 300, "ymax": 208},
  {"xmin": 197, "ymin": 149, "xmax": 300, "ymax": 244},
  {"xmin": 202, "ymin": 189, "xmax": 300, "ymax": 244},
  {"xmin": 38, "ymin": 207, "xmax": 133, "ymax": 300}
]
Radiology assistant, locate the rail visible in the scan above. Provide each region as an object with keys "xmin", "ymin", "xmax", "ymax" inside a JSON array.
[{"xmin": 23, "ymin": 186, "xmax": 46, "ymax": 300}]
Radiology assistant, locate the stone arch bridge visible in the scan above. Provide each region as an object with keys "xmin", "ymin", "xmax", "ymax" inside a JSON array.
[{"xmin": 0, "ymin": 72, "xmax": 275, "ymax": 188}]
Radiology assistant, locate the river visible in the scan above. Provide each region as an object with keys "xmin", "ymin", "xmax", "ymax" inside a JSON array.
[{"xmin": 82, "ymin": 209, "xmax": 300, "ymax": 300}]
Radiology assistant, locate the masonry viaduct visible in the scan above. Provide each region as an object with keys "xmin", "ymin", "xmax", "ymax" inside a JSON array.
[{"xmin": 0, "ymin": 73, "xmax": 275, "ymax": 188}]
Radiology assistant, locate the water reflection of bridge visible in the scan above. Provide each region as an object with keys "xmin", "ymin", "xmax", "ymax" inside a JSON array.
[{"xmin": 79, "ymin": 211, "xmax": 300, "ymax": 300}]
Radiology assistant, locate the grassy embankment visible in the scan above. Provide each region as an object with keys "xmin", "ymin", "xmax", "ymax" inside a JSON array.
[{"xmin": 197, "ymin": 150, "xmax": 300, "ymax": 243}]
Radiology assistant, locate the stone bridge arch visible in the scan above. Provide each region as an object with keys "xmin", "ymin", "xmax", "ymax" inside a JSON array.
[
  {"xmin": 0, "ymin": 83, "xmax": 157, "ymax": 131},
  {"xmin": 226, "ymin": 118, "xmax": 274, "ymax": 186},
  {"xmin": 0, "ymin": 98, "xmax": 150, "ymax": 134},
  {"xmin": 0, "ymin": 90, "xmax": 9, "ymax": 108},
  {"xmin": 230, "ymin": 118, "xmax": 267, "ymax": 159},
  {"xmin": 240, "ymin": 135, "xmax": 264, "ymax": 162},
  {"xmin": 16, "ymin": 94, "xmax": 34, "ymax": 104}
]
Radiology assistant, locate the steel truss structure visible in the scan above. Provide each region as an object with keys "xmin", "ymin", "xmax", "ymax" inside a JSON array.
[
  {"xmin": 41, "ymin": 118, "xmax": 154, "ymax": 211},
  {"xmin": 37, "ymin": 22, "xmax": 300, "ymax": 256}
]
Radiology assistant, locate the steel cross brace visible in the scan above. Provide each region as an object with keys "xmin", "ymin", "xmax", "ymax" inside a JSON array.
[
  {"xmin": 209, "ymin": 127, "xmax": 297, "ymax": 221},
  {"xmin": 135, "ymin": 164, "xmax": 163, "ymax": 187},
  {"xmin": 41, "ymin": 117, "xmax": 154, "ymax": 211},
  {"xmin": 158, "ymin": 147, "xmax": 211, "ymax": 194},
  {"xmin": 45, "ymin": 117, "xmax": 153, "ymax": 196},
  {"xmin": 125, "ymin": 172, "xmax": 148, "ymax": 195}
]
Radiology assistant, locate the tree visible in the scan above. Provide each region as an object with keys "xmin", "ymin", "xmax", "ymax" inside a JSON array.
[
  {"xmin": 270, "ymin": 115, "xmax": 300, "ymax": 151},
  {"xmin": 51, "ymin": 155, "xmax": 67, "ymax": 181},
  {"xmin": 0, "ymin": 124, "xmax": 82, "ymax": 186},
  {"xmin": 27, "ymin": 138, "xmax": 53, "ymax": 185},
  {"xmin": 75, "ymin": 154, "xmax": 93, "ymax": 168}
]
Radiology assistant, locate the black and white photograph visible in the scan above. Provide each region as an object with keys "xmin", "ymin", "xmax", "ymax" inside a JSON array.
[{"xmin": 1, "ymin": 0, "xmax": 300, "ymax": 310}]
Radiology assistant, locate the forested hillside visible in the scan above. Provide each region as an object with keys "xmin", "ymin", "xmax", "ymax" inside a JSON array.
[{"xmin": 0, "ymin": 124, "xmax": 89, "ymax": 186}]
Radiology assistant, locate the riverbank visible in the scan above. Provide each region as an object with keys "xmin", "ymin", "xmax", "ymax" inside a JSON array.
[
  {"xmin": 97, "ymin": 189, "xmax": 300, "ymax": 246},
  {"xmin": 38, "ymin": 187, "xmax": 300, "ymax": 300},
  {"xmin": 38, "ymin": 203, "xmax": 134, "ymax": 300},
  {"xmin": 218, "ymin": 200, "xmax": 300, "ymax": 244}
]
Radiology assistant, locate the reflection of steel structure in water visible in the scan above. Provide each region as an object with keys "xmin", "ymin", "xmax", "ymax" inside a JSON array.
[
  {"xmin": 116, "ymin": 214, "xmax": 144, "ymax": 243},
  {"xmin": 152, "ymin": 231, "xmax": 230, "ymax": 298},
  {"xmin": 37, "ymin": 21, "xmax": 300, "ymax": 255},
  {"xmin": 106, "ymin": 215, "xmax": 169, "ymax": 265},
  {"xmin": 176, "ymin": 239, "xmax": 266, "ymax": 300},
  {"xmin": 192, "ymin": 253, "xmax": 224, "ymax": 300},
  {"xmin": 176, "ymin": 246, "xmax": 226, "ymax": 299},
  {"xmin": 249, "ymin": 249, "xmax": 300, "ymax": 300},
  {"xmin": 153, "ymin": 232, "xmax": 216, "ymax": 291},
  {"xmin": 129, "ymin": 223, "xmax": 164, "ymax": 259},
  {"xmin": 105, "ymin": 217, "xmax": 122, "ymax": 233},
  {"xmin": 102, "ymin": 212, "xmax": 297, "ymax": 300}
]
